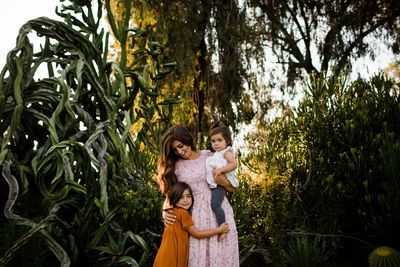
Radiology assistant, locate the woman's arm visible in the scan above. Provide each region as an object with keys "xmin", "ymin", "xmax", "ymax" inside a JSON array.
[
  {"xmin": 214, "ymin": 173, "xmax": 237, "ymax": 192},
  {"xmin": 187, "ymin": 222, "xmax": 229, "ymax": 239},
  {"xmin": 162, "ymin": 199, "xmax": 176, "ymax": 226}
]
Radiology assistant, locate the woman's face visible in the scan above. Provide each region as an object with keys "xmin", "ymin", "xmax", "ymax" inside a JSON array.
[
  {"xmin": 172, "ymin": 140, "xmax": 192, "ymax": 159},
  {"xmin": 176, "ymin": 189, "xmax": 193, "ymax": 210}
]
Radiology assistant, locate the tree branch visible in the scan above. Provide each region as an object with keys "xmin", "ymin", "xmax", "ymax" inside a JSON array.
[{"xmin": 336, "ymin": 16, "xmax": 393, "ymax": 74}]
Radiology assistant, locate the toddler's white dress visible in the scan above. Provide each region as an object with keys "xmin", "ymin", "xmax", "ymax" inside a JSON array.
[{"xmin": 205, "ymin": 146, "xmax": 239, "ymax": 188}]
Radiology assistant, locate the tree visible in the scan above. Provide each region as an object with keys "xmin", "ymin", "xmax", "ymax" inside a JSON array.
[
  {"xmin": 108, "ymin": 0, "xmax": 400, "ymax": 134},
  {"xmin": 245, "ymin": 0, "xmax": 400, "ymax": 91},
  {"xmin": 108, "ymin": 0, "xmax": 257, "ymax": 139}
]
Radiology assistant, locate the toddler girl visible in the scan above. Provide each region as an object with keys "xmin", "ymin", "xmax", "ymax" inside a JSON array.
[{"xmin": 205, "ymin": 123, "xmax": 239, "ymax": 241}]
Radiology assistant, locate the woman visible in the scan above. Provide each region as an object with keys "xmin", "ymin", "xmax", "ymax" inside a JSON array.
[{"xmin": 158, "ymin": 125, "xmax": 239, "ymax": 266}]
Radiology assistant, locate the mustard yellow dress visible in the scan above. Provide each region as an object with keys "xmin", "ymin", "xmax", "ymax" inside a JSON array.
[{"xmin": 153, "ymin": 208, "xmax": 194, "ymax": 267}]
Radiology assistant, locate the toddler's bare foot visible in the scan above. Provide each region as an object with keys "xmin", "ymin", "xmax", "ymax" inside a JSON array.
[{"xmin": 218, "ymin": 233, "xmax": 227, "ymax": 242}]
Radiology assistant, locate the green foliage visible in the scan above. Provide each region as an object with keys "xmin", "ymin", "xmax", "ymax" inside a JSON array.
[
  {"xmin": 284, "ymin": 236, "xmax": 333, "ymax": 267},
  {"xmin": 369, "ymin": 246, "xmax": 400, "ymax": 267},
  {"xmin": 241, "ymin": 71, "xmax": 400, "ymax": 265},
  {"xmin": 0, "ymin": 222, "xmax": 48, "ymax": 266},
  {"xmin": 0, "ymin": 0, "xmax": 178, "ymax": 265},
  {"xmin": 231, "ymin": 167, "xmax": 291, "ymax": 265},
  {"xmin": 115, "ymin": 181, "xmax": 164, "ymax": 254},
  {"xmin": 93, "ymin": 231, "xmax": 148, "ymax": 266},
  {"xmin": 294, "ymin": 73, "xmax": 400, "ymax": 247},
  {"xmin": 233, "ymin": 112, "xmax": 305, "ymax": 266}
]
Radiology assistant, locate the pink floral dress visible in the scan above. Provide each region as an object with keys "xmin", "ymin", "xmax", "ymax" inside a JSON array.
[{"xmin": 175, "ymin": 150, "xmax": 239, "ymax": 267}]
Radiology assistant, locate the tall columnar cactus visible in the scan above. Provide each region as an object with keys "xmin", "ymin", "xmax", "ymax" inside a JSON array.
[
  {"xmin": 369, "ymin": 246, "xmax": 400, "ymax": 267},
  {"xmin": 0, "ymin": 0, "xmax": 179, "ymax": 265}
]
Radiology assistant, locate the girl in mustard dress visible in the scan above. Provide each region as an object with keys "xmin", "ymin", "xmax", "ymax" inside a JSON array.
[{"xmin": 153, "ymin": 182, "xmax": 229, "ymax": 267}]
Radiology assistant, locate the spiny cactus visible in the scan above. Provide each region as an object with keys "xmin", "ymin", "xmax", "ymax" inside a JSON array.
[
  {"xmin": 369, "ymin": 246, "xmax": 400, "ymax": 267},
  {"xmin": 0, "ymin": 0, "xmax": 179, "ymax": 266}
]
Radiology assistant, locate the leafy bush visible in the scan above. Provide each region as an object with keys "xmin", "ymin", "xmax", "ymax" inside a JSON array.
[
  {"xmin": 294, "ymin": 73, "xmax": 400, "ymax": 250},
  {"xmin": 232, "ymin": 116, "xmax": 296, "ymax": 266},
  {"xmin": 231, "ymin": 172, "xmax": 291, "ymax": 266},
  {"xmin": 284, "ymin": 236, "xmax": 333, "ymax": 267},
  {"xmin": 240, "ymin": 72, "xmax": 400, "ymax": 265}
]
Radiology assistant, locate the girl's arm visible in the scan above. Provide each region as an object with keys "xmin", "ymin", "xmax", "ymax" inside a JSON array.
[
  {"xmin": 187, "ymin": 222, "xmax": 229, "ymax": 239},
  {"xmin": 212, "ymin": 150, "xmax": 238, "ymax": 177},
  {"xmin": 213, "ymin": 150, "xmax": 238, "ymax": 192}
]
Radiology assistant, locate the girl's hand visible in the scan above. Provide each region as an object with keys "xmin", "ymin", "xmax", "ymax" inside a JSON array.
[
  {"xmin": 217, "ymin": 222, "xmax": 230, "ymax": 233},
  {"xmin": 162, "ymin": 209, "xmax": 176, "ymax": 226}
]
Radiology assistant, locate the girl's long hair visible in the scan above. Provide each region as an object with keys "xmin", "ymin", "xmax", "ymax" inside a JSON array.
[
  {"xmin": 167, "ymin": 182, "xmax": 193, "ymax": 213},
  {"xmin": 158, "ymin": 125, "xmax": 196, "ymax": 194}
]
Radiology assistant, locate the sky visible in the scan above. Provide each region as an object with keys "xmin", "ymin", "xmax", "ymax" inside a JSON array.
[
  {"xmin": 0, "ymin": 1, "xmax": 60, "ymax": 68},
  {"xmin": 0, "ymin": 2, "xmax": 397, "ymax": 89}
]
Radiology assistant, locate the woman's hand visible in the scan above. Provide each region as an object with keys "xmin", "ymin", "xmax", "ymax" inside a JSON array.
[
  {"xmin": 162, "ymin": 209, "xmax": 176, "ymax": 226},
  {"xmin": 212, "ymin": 168, "xmax": 223, "ymax": 178},
  {"xmin": 214, "ymin": 172, "xmax": 237, "ymax": 192}
]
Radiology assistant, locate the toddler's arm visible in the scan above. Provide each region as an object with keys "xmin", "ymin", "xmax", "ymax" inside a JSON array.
[
  {"xmin": 212, "ymin": 150, "xmax": 238, "ymax": 177},
  {"xmin": 187, "ymin": 222, "xmax": 229, "ymax": 239}
]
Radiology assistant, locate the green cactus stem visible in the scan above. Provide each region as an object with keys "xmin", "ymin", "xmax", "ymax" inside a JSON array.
[{"xmin": 369, "ymin": 246, "xmax": 400, "ymax": 267}]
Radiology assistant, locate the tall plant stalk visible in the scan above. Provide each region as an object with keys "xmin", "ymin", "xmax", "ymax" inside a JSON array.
[{"xmin": 0, "ymin": 0, "xmax": 179, "ymax": 265}]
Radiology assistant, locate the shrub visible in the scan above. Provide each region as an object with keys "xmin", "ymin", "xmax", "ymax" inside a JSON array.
[
  {"xmin": 240, "ymin": 72, "xmax": 400, "ymax": 265},
  {"xmin": 231, "ymin": 171, "xmax": 291, "ymax": 266},
  {"xmin": 293, "ymin": 73, "xmax": 400, "ymax": 250},
  {"xmin": 284, "ymin": 236, "xmax": 333, "ymax": 267},
  {"xmin": 233, "ymin": 116, "xmax": 296, "ymax": 266}
]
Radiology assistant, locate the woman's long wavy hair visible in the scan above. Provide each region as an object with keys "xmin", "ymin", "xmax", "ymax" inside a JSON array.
[{"xmin": 158, "ymin": 125, "xmax": 196, "ymax": 194}]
